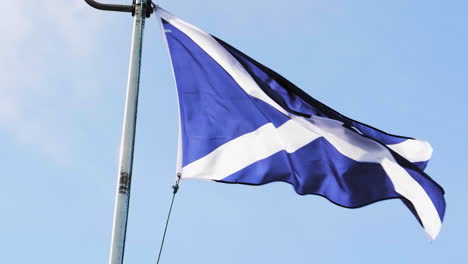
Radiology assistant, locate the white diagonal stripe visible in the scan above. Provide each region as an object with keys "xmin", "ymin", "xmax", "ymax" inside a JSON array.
[
  {"xmin": 157, "ymin": 8, "xmax": 289, "ymax": 117},
  {"xmin": 296, "ymin": 115, "xmax": 441, "ymax": 239},
  {"xmin": 387, "ymin": 139, "xmax": 433, "ymax": 163},
  {"xmin": 381, "ymin": 158, "xmax": 441, "ymax": 239},
  {"xmin": 182, "ymin": 120, "xmax": 320, "ymax": 181}
]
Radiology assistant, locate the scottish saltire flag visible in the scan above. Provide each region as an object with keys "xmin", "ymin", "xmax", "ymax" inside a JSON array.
[{"xmin": 156, "ymin": 8, "xmax": 445, "ymax": 239}]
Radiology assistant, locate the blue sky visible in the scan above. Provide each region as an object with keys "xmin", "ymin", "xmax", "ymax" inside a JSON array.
[{"xmin": 1, "ymin": 0, "xmax": 467, "ymax": 263}]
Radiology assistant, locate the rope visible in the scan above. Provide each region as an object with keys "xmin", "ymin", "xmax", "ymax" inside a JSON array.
[{"xmin": 156, "ymin": 174, "xmax": 181, "ymax": 264}]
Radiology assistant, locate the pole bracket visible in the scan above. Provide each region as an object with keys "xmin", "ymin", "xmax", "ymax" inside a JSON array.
[{"xmin": 84, "ymin": 0, "xmax": 154, "ymax": 17}]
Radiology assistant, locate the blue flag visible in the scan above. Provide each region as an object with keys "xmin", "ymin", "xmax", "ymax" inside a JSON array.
[{"xmin": 157, "ymin": 8, "xmax": 445, "ymax": 239}]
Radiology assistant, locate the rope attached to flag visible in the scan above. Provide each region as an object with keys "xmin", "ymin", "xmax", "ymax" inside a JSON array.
[{"xmin": 156, "ymin": 174, "xmax": 181, "ymax": 264}]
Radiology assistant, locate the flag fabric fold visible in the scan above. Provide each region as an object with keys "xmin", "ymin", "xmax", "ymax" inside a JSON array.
[{"xmin": 156, "ymin": 8, "xmax": 445, "ymax": 239}]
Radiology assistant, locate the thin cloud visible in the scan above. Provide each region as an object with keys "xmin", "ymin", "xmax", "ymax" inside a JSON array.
[{"xmin": 0, "ymin": 1, "xmax": 110, "ymax": 164}]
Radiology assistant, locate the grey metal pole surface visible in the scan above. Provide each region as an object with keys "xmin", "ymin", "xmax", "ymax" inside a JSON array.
[{"xmin": 108, "ymin": 1, "xmax": 149, "ymax": 263}]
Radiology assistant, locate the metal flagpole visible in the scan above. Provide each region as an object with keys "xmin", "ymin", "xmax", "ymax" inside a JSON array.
[{"xmin": 84, "ymin": 1, "xmax": 153, "ymax": 264}]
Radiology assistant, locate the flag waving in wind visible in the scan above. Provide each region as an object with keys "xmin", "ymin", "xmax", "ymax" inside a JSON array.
[{"xmin": 156, "ymin": 8, "xmax": 445, "ymax": 239}]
